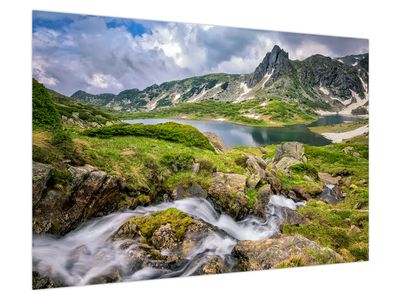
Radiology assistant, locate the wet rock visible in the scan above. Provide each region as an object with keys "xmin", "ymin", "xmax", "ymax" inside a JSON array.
[
  {"xmin": 204, "ymin": 132, "xmax": 226, "ymax": 153},
  {"xmin": 32, "ymin": 272, "xmax": 64, "ymax": 290},
  {"xmin": 208, "ymin": 172, "xmax": 249, "ymax": 219},
  {"xmin": 151, "ymin": 223, "xmax": 177, "ymax": 250},
  {"xmin": 172, "ymin": 183, "xmax": 207, "ymax": 200},
  {"xmin": 32, "ymin": 162, "xmax": 54, "ymax": 206},
  {"xmin": 279, "ymin": 207, "xmax": 307, "ymax": 226},
  {"xmin": 33, "ymin": 164, "xmax": 122, "ymax": 235},
  {"xmin": 257, "ymin": 184, "xmax": 272, "ymax": 203},
  {"xmin": 232, "ymin": 235, "xmax": 343, "ymax": 271},
  {"xmin": 201, "ymin": 256, "xmax": 227, "ymax": 274}
]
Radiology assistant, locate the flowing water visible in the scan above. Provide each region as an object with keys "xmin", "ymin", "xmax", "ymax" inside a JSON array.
[
  {"xmin": 32, "ymin": 196, "xmax": 305, "ymax": 286},
  {"xmin": 125, "ymin": 115, "xmax": 359, "ymax": 147}
]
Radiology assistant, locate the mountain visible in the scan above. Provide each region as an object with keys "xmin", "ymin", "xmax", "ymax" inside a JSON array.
[{"xmin": 70, "ymin": 45, "xmax": 369, "ymax": 115}]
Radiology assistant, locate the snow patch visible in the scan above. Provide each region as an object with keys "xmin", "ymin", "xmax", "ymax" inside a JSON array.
[
  {"xmin": 242, "ymin": 113, "xmax": 262, "ymax": 120},
  {"xmin": 319, "ymin": 86, "xmax": 330, "ymax": 95},
  {"xmin": 321, "ymin": 125, "xmax": 369, "ymax": 143}
]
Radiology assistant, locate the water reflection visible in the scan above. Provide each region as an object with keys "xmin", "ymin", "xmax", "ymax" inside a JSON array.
[{"xmin": 124, "ymin": 115, "xmax": 357, "ymax": 147}]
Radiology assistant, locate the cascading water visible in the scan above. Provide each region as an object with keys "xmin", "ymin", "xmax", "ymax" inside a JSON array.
[{"xmin": 32, "ymin": 195, "xmax": 304, "ymax": 286}]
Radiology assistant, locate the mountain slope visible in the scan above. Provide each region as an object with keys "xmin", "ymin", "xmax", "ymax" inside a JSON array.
[{"xmin": 70, "ymin": 45, "xmax": 369, "ymax": 115}]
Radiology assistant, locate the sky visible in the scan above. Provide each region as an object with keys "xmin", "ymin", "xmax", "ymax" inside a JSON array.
[{"xmin": 32, "ymin": 11, "xmax": 369, "ymax": 96}]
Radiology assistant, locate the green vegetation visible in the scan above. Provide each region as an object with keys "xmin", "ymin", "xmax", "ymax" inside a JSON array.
[
  {"xmin": 121, "ymin": 97, "xmax": 318, "ymax": 127},
  {"xmin": 84, "ymin": 122, "xmax": 214, "ymax": 151},
  {"xmin": 32, "ymin": 79, "xmax": 62, "ymax": 130},
  {"xmin": 309, "ymin": 119, "xmax": 368, "ymax": 134},
  {"xmin": 123, "ymin": 208, "xmax": 193, "ymax": 241},
  {"xmin": 282, "ymin": 200, "xmax": 368, "ymax": 261}
]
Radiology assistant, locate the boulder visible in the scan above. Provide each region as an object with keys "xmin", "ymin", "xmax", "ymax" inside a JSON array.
[
  {"xmin": 172, "ymin": 183, "xmax": 208, "ymax": 200},
  {"xmin": 201, "ymin": 256, "xmax": 228, "ymax": 275},
  {"xmin": 273, "ymin": 142, "xmax": 306, "ymax": 172},
  {"xmin": 245, "ymin": 155, "xmax": 267, "ymax": 188},
  {"xmin": 318, "ymin": 172, "xmax": 341, "ymax": 185},
  {"xmin": 32, "ymin": 162, "xmax": 54, "ymax": 206},
  {"xmin": 257, "ymin": 184, "xmax": 272, "ymax": 203},
  {"xmin": 204, "ymin": 132, "xmax": 227, "ymax": 153},
  {"xmin": 279, "ymin": 207, "xmax": 307, "ymax": 226},
  {"xmin": 208, "ymin": 172, "xmax": 249, "ymax": 219},
  {"xmin": 232, "ymin": 235, "xmax": 343, "ymax": 271},
  {"xmin": 33, "ymin": 164, "xmax": 122, "ymax": 234}
]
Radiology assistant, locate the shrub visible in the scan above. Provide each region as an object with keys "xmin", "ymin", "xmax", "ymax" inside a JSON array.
[
  {"xmin": 84, "ymin": 122, "xmax": 214, "ymax": 151},
  {"xmin": 160, "ymin": 153, "xmax": 194, "ymax": 172}
]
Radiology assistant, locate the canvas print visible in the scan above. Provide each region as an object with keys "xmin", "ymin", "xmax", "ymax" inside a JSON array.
[{"xmin": 32, "ymin": 11, "xmax": 369, "ymax": 289}]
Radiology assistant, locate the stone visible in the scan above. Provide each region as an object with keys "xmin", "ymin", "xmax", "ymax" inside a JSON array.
[
  {"xmin": 348, "ymin": 225, "xmax": 362, "ymax": 235},
  {"xmin": 32, "ymin": 162, "xmax": 54, "ymax": 206},
  {"xmin": 279, "ymin": 207, "xmax": 307, "ymax": 226},
  {"xmin": 257, "ymin": 184, "xmax": 272, "ymax": 203},
  {"xmin": 208, "ymin": 172, "xmax": 249, "ymax": 219},
  {"xmin": 33, "ymin": 164, "xmax": 122, "ymax": 235},
  {"xmin": 201, "ymin": 256, "xmax": 227, "ymax": 274},
  {"xmin": 342, "ymin": 146, "xmax": 354, "ymax": 154},
  {"xmin": 172, "ymin": 183, "xmax": 207, "ymax": 200},
  {"xmin": 318, "ymin": 172, "xmax": 341, "ymax": 185},
  {"xmin": 232, "ymin": 235, "xmax": 343, "ymax": 271},
  {"xmin": 151, "ymin": 223, "xmax": 177, "ymax": 250},
  {"xmin": 274, "ymin": 142, "xmax": 306, "ymax": 162},
  {"xmin": 192, "ymin": 162, "xmax": 200, "ymax": 174},
  {"xmin": 203, "ymin": 132, "xmax": 226, "ymax": 153}
]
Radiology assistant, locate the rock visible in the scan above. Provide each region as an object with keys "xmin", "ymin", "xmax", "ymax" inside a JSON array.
[
  {"xmin": 352, "ymin": 152, "xmax": 361, "ymax": 158},
  {"xmin": 245, "ymin": 156, "xmax": 267, "ymax": 188},
  {"xmin": 192, "ymin": 162, "xmax": 200, "ymax": 174},
  {"xmin": 343, "ymin": 177, "xmax": 352, "ymax": 187},
  {"xmin": 348, "ymin": 225, "xmax": 362, "ymax": 235},
  {"xmin": 342, "ymin": 146, "xmax": 354, "ymax": 154},
  {"xmin": 232, "ymin": 235, "xmax": 343, "ymax": 271},
  {"xmin": 292, "ymin": 186, "xmax": 312, "ymax": 201},
  {"xmin": 257, "ymin": 184, "xmax": 272, "ymax": 203},
  {"xmin": 151, "ymin": 223, "xmax": 177, "ymax": 250},
  {"xmin": 279, "ymin": 207, "xmax": 307, "ymax": 226},
  {"xmin": 172, "ymin": 183, "xmax": 207, "ymax": 200},
  {"xmin": 318, "ymin": 172, "xmax": 341, "ymax": 185},
  {"xmin": 32, "ymin": 162, "xmax": 54, "ymax": 206},
  {"xmin": 203, "ymin": 132, "xmax": 226, "ymax": 153},
  {"xmin": 32, "ymin": 272, "xmax": 64, "ymax": 290},
  {"xmin": 33, "ymin": 164, "xmax": 122, "ymax": 234},
  {"xmin": 263, "ymin": 170, "xmax": 282, "ymax": 193},
  {"xmin": 275, "ymin": 142, "xmax": 306, "ymax": 162},
  {"xmin": 208, "ymin": 172, "xmax": 249, "ymax": 219},
  {"xmin": 201, "ymin": 256, "xmax": 227, "ymax": 274},
  {"xmin": 273, "ymin": 142, "xmax": 306, "ymax": 172}
]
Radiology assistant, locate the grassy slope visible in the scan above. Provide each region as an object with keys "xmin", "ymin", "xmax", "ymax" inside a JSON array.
[
  {"xmin": 120, "ymin": 97, "xmax": 318, "ymax": 127},
  {"xmin": 309, "ymin": 119, "xmax": 368, "ymax": 134},
  {"xmin": 281, "ymin": 136, "xmax": 369, "ymax": 261}
]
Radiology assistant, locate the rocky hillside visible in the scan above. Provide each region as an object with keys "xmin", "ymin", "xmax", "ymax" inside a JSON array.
[{"xmin": 71, "ymin": 45, "xmax": 369, "ymax": 115}]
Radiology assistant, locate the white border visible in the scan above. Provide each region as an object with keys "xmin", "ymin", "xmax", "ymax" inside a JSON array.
[{"xmin": 1, "ymin": 0, "xmax": 399, "ymax": 299}]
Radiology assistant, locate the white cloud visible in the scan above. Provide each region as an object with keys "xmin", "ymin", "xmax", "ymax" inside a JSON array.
[{"xmin": 32, "ymin": 13, "xmax": 368, "ymax": 95}]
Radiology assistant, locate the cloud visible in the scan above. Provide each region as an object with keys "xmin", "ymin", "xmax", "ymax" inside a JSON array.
[{"xmin": 32, "ymin": 12, "xmax": 368, "ymax": 95}]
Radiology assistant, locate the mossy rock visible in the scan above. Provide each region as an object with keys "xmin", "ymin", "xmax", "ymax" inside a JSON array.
[{"xmin": 115, "ymin": 208, "xmax": 193, "ymax": 243}]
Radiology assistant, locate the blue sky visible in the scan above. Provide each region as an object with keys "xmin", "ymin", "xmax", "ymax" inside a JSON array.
[{"xmin": 32, "ymin": 11, "xmax": 369, "ymax": 95}]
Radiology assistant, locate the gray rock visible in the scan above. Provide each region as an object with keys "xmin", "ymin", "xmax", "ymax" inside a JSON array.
[
  {"xmin": 232, "ymin": 235, "xmax": 343, "ymax": 271},
  {"xmin": 32, "ymin": 162, "xmax": 54, "ymax": 206},
  {"xmin": 273, "ymin": 142, "xmax": 306, "ymax": 172},
  {"xmin": 203, "ymin": 132, "xmax": 226, "ymax": 153},
  {"xmin": 172, "ymin": 183, "xmax": 207, "ymax": 200},
  {"xmin": 208, "ymin": 172, "xmax": 249, "ymax": 219}
]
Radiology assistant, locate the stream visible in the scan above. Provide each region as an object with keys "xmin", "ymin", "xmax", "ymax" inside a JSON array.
[{"xmin": 32, "ymin": 196, "xmax": 305, "ymax": 286}]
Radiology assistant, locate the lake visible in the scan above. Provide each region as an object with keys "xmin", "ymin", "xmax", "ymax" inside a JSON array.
[{"xmin": 125, "ymin": 115, "xmax": 359, "ymax": 147}]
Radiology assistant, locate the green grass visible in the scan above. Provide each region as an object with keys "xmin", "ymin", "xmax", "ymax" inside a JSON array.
[
  {"xmin": 84, "ymin": 122, "xmax": 215, "ymax": 151},
  {"xmin": 32, "ymin": 79, "xmax": 62, "ymax": 130},
  {"xmin": 309, "ymin": 119, "xmax": 368, "ymax": 134},
  {"xmin": 120, "ymin": 98, "xmax": 318, "ymax": 127},
  {"xmin": 282, "ymin": 200, "xmax": 368, "ymax": 261}
]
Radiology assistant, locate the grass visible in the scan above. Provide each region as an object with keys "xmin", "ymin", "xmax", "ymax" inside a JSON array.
[
  {"xmin": 120, "ymin": 97, "xmax": 318, "ymax": 127},
  {"xmin": 282, "ymin": 200, "xmax": 368, "ymax": 261},
  {"xmin": 309, "ymin": 119, "xmax": 368, "ymax": 134},
  {"xmin": 84, "ymin": 122, "xmax": 215, "ymax": 151}
]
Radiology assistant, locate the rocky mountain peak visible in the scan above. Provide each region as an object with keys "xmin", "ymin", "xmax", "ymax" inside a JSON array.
[{"xmin": 247, "ymin": 45, "xmax": 293, "ymax": 88}]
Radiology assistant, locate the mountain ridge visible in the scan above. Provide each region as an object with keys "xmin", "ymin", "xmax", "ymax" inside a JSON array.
[{"xmin": 67, "ymin": 45, "xmax": 369, "ymax": 115}]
